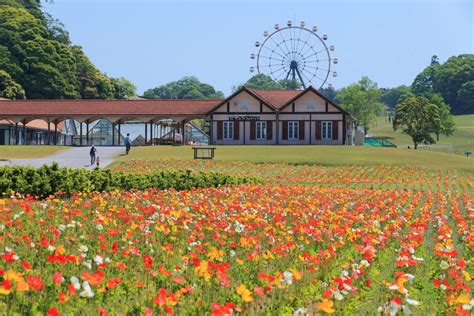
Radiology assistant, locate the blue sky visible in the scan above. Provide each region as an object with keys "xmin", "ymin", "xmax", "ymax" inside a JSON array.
[{"xmin": 43, "ymin": 0, "xmax": 473, "ymax": 95}]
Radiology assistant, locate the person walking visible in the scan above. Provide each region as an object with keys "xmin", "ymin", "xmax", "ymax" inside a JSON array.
[
  {"xmin": 90, "ymin": 145, "xmax": 97, "ymax": 165},
  {"xmin": 125, "ymin": 133, "xmax": 131, "ymax": 155}
]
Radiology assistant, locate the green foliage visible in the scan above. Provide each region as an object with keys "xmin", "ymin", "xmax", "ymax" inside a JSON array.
[
  {"xmin": 0, "ymin": 69, "xmax": 25, "ymax": 99},
  {"xmin": 0, "ymin": 163, "xmax": 262, "ymax": 196},
  {"xmin": 143, "ymin": 76, "xmax": 224, "ymax": 99},
  {"xmin": 380, "ymin": 85, "xmax": 411, "ymax": 111},
  {"xmin": 111, "ymin": 77, "xmax": 136, "ymax": 99},
  {"xmin": 336, "ymin": 76, "xmax": 385, "ymax": 134},
  {"xmin": 319, "ymin": 86, "xmax": 337, "ymax": 102},
  {"xmin": 425, "ymin": 93, "xmax": 455, "ymax": 140},
  {"xmin": 393, "ymin": 96, "xmax": 441, "ymax": 149},
  {"xmin": 456, "ymin": 80, "xmax": 474, "ymax": 115},
  {"xmin": 236, "ymin": 74, "xmax": 283, "ymax": 91},
  {"xmin": 279, "ymin": 79, "xmax": 302, "ymax": 90},
  {"xmin": 411, "ymin": 54, "xmax": 474, "ymax": 114},
  {"xmin": 0, "ymin": 1, "xmax": 135, "ymax": 99}
]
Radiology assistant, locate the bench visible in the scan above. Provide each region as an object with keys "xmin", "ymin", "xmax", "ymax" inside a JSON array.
[
  {"xmin": 464, "ymin": 152, "xmax": 472, "ymax": 158},
  {"xmin": 192, "ymin": 147, "xmax": 216, "ymax": 160}
]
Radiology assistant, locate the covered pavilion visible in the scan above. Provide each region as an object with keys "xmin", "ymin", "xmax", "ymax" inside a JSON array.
[{"xmin": 0, "ymin": 98, "xmax": 220, "ymax": 145}]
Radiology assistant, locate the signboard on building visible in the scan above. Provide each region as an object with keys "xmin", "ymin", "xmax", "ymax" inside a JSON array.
[{"xmin": 228, "ymin": 115, "xmax": 260, "ymax": 121}]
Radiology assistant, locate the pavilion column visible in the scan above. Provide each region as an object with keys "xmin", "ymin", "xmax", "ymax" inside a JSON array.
[
  {"xmin": 15, "ymin": 122, "xmax": 18, "ymax": 145},
  {"xmin": 79, "ymin": 122, "xmax": 83, "ymax": 146},
  {"xmin": 172, "ymin": 123, "xmax": 176, "ymax": 143},
  {"xmin": 8, "ymin": 125, "xmax": 11, "ymax": 145},
  {"xmin": 150, "ymin": 122, "xmax": 153, "ymax": 146},
  {"xmin": 144, "ymin": 122, "xmax": 148, "ymax": 145},
  {"xmin": 54, "ymin": 121, "xmax": 58, "ymax": 145},
  {"xmin": 23, "ymin": 120, "xmax": 27, "ymax": 145},
  {"xmin": 112, "ymin": 122, "xmax": 115, "ymax": 146},
  {"xmin": 182, "ymin": 121, "xmax": 186, "ymax": 144},
  {"xmin": 47, "ymin": 119, "xmax": 51, "ymax": 145},
  {"xmin": 209, "ymin": 116, "xmax": 213, "ymax": 145},
  {"xmin": 118, "ymin": 122, "xmax": 121, "ymax": 146},
  {"xmin": 86, "ymin": 122, "xmax": 90, "ymax": 146}
]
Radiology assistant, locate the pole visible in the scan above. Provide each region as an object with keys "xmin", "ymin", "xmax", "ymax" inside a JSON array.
[
  {"xmin": 182, "ymin": 121, "xmax": 185, "ymax": 144},
  {"xmin": 112, "ymin": 122, "xmax": 115, "ymax": 146},
  {"xmin": 150, "ymin": 122, "xmax": 153, "ymax": 145},
  {"xmin": 54, "ymin": 121, "xmax": 58, "ymax": 145},
  {"xmin": 23, "ymin": 120, "xmax": 27, "ymax": 145},
  {"xmin": 144, "ymin": 122, "xmax": 148, "ymax": 145},
  {"xmin": 47, "ymin": 119, "xmax": 51, "ymax": 145},
  {"xmin": 80, "ymin": 122, "xmax": 83, "ymax": 146},
  {"xmin": 118, "ymin": 122, "xmax": 121, "ymax": 146},
  {"xmin": 15, "ymin": 122, "xmax": 19, "ymax": 145},
  {"xmin": 86, "ymin": 122, "xmax": 89, "ymax": 146}
]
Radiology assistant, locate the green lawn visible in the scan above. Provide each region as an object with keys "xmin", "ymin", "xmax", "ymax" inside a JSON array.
[
  {"xmin": 0, "ymin": 146, "xmax": 68, "ymax": 159},
  {"xmin": 370, "ymin": 114, "xmax": 474, "ymax": 155},
  {"xmin": 116, "ymin": 145, "xmax": 474, "ymax": 172}
]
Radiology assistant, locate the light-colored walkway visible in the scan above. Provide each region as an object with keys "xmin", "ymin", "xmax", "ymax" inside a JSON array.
[{"xmin": 0, "ymin": 147, "xmax": 124, "ymax": 168}]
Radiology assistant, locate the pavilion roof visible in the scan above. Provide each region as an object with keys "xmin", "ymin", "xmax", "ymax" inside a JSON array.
[{"xmin": 0, "ymin": 99, "xmax": 221, "ymax": 116}]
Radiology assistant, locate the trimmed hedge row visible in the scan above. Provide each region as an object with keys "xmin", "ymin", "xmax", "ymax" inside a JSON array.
[{"xmin": 0, "ymin": 163, "xmax": 262, "ymax": 196}]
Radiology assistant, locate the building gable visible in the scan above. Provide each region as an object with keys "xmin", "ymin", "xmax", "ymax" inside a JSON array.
[{"xmin": 207, "ymin": 87, "xmax": 275, "ymax": 114}]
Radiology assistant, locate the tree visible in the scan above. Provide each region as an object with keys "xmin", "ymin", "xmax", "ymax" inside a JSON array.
[
  {"xmin": 234, "ymin": 74, "xmax": 284, "ymax": 91},
  {"xmin": 380, "ymin": 85, "xmax": 411, "ymax": 112},
  {"xmin": 0, "ymin": 70, "xmax": 25, "ymax": 99},
  {"xmin": 393, "ymin": 96, "xmax": 440, "ymax": 149},
  {"xmin": 143, "ymin": 76, "xmax": 224, "ymax": 99},
  {"xmin": 111, "ymin": 77, "xmax": 136, "ymax": 99},
  {"xmin": 278, "ymin": 79, "xmax": 302, "ymax": 90},
  {"xmin": 426, "ymin": 93, "xmax": 455, "ymax": 141},
  {"xmin": 336, "ymin": 76, "xmax": 385, "ymax": 134},
  {"xmin": 411, "ymin": 54, "xmax": 474, "ymax": 114},
  {"xmin": 319, "ymin": 86, "xmax": 337, "ymax": 102},
  {"xmin": 0, "ymin": 2, "xmax": 136, "ymax": 99},
  {"xmin": 456, "ymin": 81, "xmax": 474, "ymax": 115}
]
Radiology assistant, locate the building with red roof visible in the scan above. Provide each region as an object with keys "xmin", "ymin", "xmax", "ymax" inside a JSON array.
[{"xmin": 0, "ymin": 86, "xmax": 355, "ymax": 146}]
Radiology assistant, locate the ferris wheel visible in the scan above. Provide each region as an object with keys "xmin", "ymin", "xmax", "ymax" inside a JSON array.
[{"xmin": 250, "ymin": 21, "xmax": 338, "ymax": 89}]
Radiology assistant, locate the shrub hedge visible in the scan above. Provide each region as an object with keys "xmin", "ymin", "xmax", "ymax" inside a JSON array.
[{"xmin": 0, "ymin": 163, "xmax": 262, "ymax": 196}]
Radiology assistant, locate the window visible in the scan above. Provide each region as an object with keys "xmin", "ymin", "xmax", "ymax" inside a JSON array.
[
  {"xmin": 288, "ymin": 121, "xmax": 299, "ymax": 140},
  {"xmin": 256, "ymin": 121, "xmax": 267, "ymax": 140},
  {"xmin": 322, "ymin": 121, "xmax": 332, "ymax": 140},
  {"xmin": 223, "ymin": 121, "xmax": 233, "ymax": 140}
]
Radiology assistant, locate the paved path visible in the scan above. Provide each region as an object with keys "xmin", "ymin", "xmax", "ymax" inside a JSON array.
[{"xmin": 0, "ymin": 147, "xmax": 124, "ymax": 169}]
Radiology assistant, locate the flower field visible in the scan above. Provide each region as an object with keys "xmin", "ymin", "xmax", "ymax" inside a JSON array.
[{"xmin": 0, "ymin": 160, "xmax": 472, "ymax": 315}]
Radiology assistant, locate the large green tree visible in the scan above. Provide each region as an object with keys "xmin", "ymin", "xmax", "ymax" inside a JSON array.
[
  {"xmin": 0, "ymin": 69, "xmax": 25, "ymax": 99},
  {"xmin": 336, "ymin": 76, "xmax": 385, "ymax": 134},
  {"xmin": 412, "ymin": 54, "xmax": 474, "ymax": 114},
  {"xmin": 234, "ymin": 74, "xmax": 303, "ymax": 91},
  {"xmin": 143, "ymin": 76, "xmax": 224, "ymax": 99},
  {"xmin": 111, "ymin": 77, "xmax": 136, "ymax": 99},
  {"xmin": 380, "ymin": 85, "xmax": 411, "ymax": 111},
  {"xmin": 0, "ymin": 1, "xmax": 135, "ymax": 99},
  {"xmin": 456, "ymin": 80, "xmax": 474, "ymax": 115},
  {"xmin": 393, "ymin": 96, "xmax": 441, "ymax": 149},
  {"xmin": 426, "ymin": 93, "xmax": 455, "ymax": 141},
  {"xmin": 319, "ymin": 86, "xmax": 337, "ymax": 102}
]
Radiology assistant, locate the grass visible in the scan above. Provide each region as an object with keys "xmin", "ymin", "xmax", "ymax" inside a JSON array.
[
  {"xmin": 116, "ymin": 145, "xmax": 474, "ymax": 172},
  {"xmin": 0, "ymin": 146, "xmax": 68, "ymax": 159},
  {"xmin": 369, "ymin": 114, "xmax": 474, "ymax": 155}
]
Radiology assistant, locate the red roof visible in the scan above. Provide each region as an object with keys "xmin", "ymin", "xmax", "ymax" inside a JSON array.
[
  {"xmin": 0, "ymin": 99, "xmax": 221, "ymax": 116},
  {"xmin": 250, "ymin": 89, "xmax": 302, "ymax": 109},
  {"xmin": 0, "ymin": 119, "xmax": 64, "ymax": 131}
]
